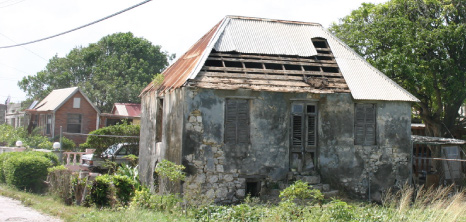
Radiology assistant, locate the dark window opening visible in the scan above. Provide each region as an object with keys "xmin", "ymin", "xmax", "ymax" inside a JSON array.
[
  {"xmin": 284, "ymin": 64, "xmax": 302, "ymax": 71},
  {"xmin": 303, "ymin": 66, "xmax": 321, "ymax": 72},
  {"xmin": 322, "ymin": 67, "xmax": 340, "ymax": 73},
  {"xmin": 265, "ymin": 63, "xmax": 283, "ymax": 70},
  {"xmin": 224, "ymin": 61, "xmax": 243, "ymax": 68},
  {"xmin": 67, "ymin": 114, "xmax": 82, "ymax": 133},
  {"xmin": 204, "ymin": 59, "xmax": 223, "ymax": 67},
  {"xmin": 316, "ymin": 56, "xmax": 333, "ymax": 61},
  {"xmin": 156, "ymin": 98, "xmax": 164, "ymax": 142},
  {"xmin": 311, "ymin": 38, "xmax": 329, "ymax": 49},
  {"xmin": 244, "ymin": 62, "xmax": 263, "ymax": 69},
  {"xmin": 317, "ymin": 50, "xmax": 331, "ymax": 54},
  {"xmin": 46, "ymin": 114, "xmax": 52, "ymax": 135},
  {"xmin": 246, "ymin": 181, "xmax": 261, "ymax": 197}
]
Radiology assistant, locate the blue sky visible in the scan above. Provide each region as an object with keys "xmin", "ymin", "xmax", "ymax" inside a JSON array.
[{"xmin": 0, "ymin": 0, "xmax": 387, "ymax": 103}]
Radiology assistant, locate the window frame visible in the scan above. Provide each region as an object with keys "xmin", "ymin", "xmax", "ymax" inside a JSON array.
[
  {"xmin": 73, "ymin": 97, "xmax": 81, "ymax": 109},
  {"xmin": 224, "ymin": 98, "xmax": 250, "ymax": 145},
  {"xmin": 354, "ymin": 103, "xmax": 376, "ymax": 146},
  {"xmin": 67, "ymin": 113, "xmax": 82, "ymax": 133},
  {"xmin": 291, "ymin": 102, "xmax": 318, "ymax": 152}
]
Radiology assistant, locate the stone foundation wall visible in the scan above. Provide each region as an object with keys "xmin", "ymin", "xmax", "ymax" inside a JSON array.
[{"xmin": 184, "ymin": 145, "xmax": 246, "ymax": 203}]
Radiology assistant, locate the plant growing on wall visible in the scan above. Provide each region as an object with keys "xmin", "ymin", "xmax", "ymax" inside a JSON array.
[{"xmin": 154, "ymin": 159, "xmax": 185, "ymax": 194}]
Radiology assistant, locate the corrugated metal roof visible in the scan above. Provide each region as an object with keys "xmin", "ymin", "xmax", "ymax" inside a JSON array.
[
  {"xmin": 112, "ymin": 103, "xmax": 141, "ymax": 117},
  {"xmin": 142, "ymin": 15, "xmax": 419, "ymax": 102},
  {"xmin": 32, "ymin": 87, "xmax": 79, "ymax": 111},
  {"xmin": 214, "ymin": 18, "xmax": 318, "ymax": 56},
  {"xmin": 31, "ymin": 87, "xmax": 100, "ymax": 113}
]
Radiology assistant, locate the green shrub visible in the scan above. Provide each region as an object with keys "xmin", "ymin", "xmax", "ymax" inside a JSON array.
[
  {"xmin": 4, "ymin": 155, "xmax": 52, "ymax": 192},
  {"xmin": 116, "ymin": 164, "xmax": 141, "ymax": 190},
  {"xmin": 47, "ymin": 165, "xmax": 74, "ymax": 205},
  {"xmin": 35, "ymin": 151, "xmax": 59, "ymax": 166},
  {"xmin": 112, "ymin": 175, "xmax": 135, "ymax": 206},
  {"xmin": 131, "ymin": 188, "xmax": 182, "ymax": 213},
  {"xmin": 90, "ymin": 174, "xmax": 114, "ymax": 207},
  {"xmin": 0, "ymin": 124, "xmax": 27, "ymax": 147},
  {"xmin": 0, "ymin": 152, "xmax": 22, "ymax": 183},
  {"xmin": 279, "ymin": 180, "xmax": 324, "ymax": 205},
  {"xmin": 61, "ymin": 137, "xmax": 76, "ymax": 151}
]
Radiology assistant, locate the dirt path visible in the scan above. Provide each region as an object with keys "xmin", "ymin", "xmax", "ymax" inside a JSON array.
[{"xmin": 0, "ymin": 195, "xmax": 62, "ymax": 222}]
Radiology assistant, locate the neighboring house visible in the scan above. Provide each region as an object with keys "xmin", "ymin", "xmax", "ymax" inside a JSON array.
[
  {"xmin": 5, "ymin": 103, "xmax": 25, "ymax": 128},
  {"xmin": 138, "ymin": 16, "xmax": 419, "ymax": 203},
  {"xmin": 0, "ymin": 104, "xmax": 6, "ymax": 125},
  {"xmin": 25, "ymin": 87, "xmax": 100, "ymax": 146},
  {"xmin": 99, "ymin": 103, "xmax": 141, "ymax": 127}
]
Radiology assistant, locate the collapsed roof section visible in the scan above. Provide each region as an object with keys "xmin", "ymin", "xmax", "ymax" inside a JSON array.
[{"xmin": 142, "ymin": 16, "xmax": 419, "ymax": 102}]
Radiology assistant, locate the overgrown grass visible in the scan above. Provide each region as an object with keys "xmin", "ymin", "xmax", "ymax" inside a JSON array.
[
  {"xmin": 2, "ymin": 182, "xmax": 466, "ymax": 221},
  {"xmin": 0, "ymin": 185, "xmax": 188, "ymax": 222}
]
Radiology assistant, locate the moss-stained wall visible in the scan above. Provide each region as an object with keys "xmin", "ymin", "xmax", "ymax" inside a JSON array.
[{"xmin": 141, "ymin": 87, "xmax": 412, "ymax": 203}]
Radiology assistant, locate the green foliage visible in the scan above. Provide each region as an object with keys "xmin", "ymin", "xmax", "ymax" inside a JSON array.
[
  {"xmin": 47, "ymin": 165, "xmax": 74, "ymax": 205},
  {"xmin": 90, "ymin": 174, "xmax": 113, "ymax": 207},
  {"xmin": 80, "ymin": 123, "xmax": 139, "ymax": 156},
  {"xmin": 279, "ymin": 180, "xmax": 324, "ymax": 205},
  {"xmin": 155, "ymin": 159, "xmax": 186, "ymax": 182},
  {"xmin": 0, "ymin": 124, "xmax": 27, "ymax": 147},
  {"xmin": 112, "ymin": 175, "xmax": 135, "ymax": 206},
  {"xmin": 116, "ymin": 164, "xmax": 141, "ymax": 191},
  {"xmin": 0, "ymin": 152, "xmax": 22, "ymax": 183},
  {"xmin": 61, "ymin": 137, "xmax": 76, "ymax": 151},
  {"xmin": 131, "ymin": 188, "xmax": 182, "ymax": 214},
  {"xmin": 18, "ymin": 32, "xmax": 175, "ymax": 112},
  {"xmin": 125, "ymin": 154, "xmax": 138, "ymax": 167},
  {"xmin": 152, "ymin": 74, "xmax": 164, "ymax": 87},
  {"xmin": 330, "ymin": 0, "xmax": 466, "ymax": 136},
  {"xmin": 4, "ymin": 155, "xmax": 52, "ymax": 192},
  {"xmin": 0, "ymin": 124, "xmax": 56, "ymax": 149},
  {"xmin": 155, "ymin": 159, "xmax": 186, "ymax": 194}
]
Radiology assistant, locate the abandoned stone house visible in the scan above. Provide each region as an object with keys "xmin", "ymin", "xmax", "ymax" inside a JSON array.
[{"xmin": 138, "ymin": 16, "xmax": 420, "ymax": 203}]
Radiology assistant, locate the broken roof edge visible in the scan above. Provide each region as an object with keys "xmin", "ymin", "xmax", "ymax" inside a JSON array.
[
  {"xmin": 140, "ymin": 19, "xmax": 225, "ymax": 97},
  {"xmin": 225, "ymin": 15, "xmax": 322, "ymax": 26}
]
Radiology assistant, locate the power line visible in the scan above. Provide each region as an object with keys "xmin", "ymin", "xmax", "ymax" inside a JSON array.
[
  {"xmin": 0, "ymin": 33, "xmax": 47, "ymax": 61},
  {"xmin": 0, "ymin": 0, "xmax": 25, "ymax": 9},
  {"xmin": 0, "ymin": 0, "xmax": 152, "ymax": 49}
]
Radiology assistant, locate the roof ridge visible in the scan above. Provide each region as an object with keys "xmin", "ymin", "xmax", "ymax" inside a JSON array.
[{"xmin": 226, "ymin": 15, "xmax": 322, "ymax": 26}]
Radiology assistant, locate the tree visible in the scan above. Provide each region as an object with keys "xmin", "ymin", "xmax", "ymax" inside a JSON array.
[
  {"xmin": 330, "ymin": 0, "xmax": 466, "ymax": 137},
  {"xmin": 19, "ymin": 32, "xmax": 174, "ymax": 112}
]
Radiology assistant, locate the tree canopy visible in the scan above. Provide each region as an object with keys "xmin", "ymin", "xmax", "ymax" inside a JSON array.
[
  {"xmin": 330, "ymin": 0, "xmax": 466, "ymax": 137},
  {"xmin": 19, "ymin": 32, "xmax": 174, "ymax": 112}
]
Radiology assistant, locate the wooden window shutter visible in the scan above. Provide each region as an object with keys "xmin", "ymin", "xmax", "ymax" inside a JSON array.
[
  {"xmin": 292, "ymin": 114, "xmax": 303, "ymax": 147},
  {"xmin": 354, "ymin": 104, "xmax": 376, "ymax": 145},
  {"xmin": 307, "ymin": 115, "xmax": 316, "ymax": 146},
  {"xmin": 225, "ymin": 99, "xmax": 250, "ymax": 144}
]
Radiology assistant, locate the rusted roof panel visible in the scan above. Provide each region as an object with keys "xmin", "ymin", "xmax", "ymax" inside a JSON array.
[
  {"xmin": 112, "ymin": 103, "xmax": 141, "ymax": 117},
  {"xmin": 141, "ymin": 21, "xmax": 222, "ymax": 95},
  {"xmin": 141, "ymin": 15, "xmax": 419, "ymax": 102}
]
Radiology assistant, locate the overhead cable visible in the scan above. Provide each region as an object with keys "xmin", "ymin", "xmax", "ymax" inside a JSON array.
[{"xmin": 0, "ymin": 0, "xmax": 152, "ymax": 49}]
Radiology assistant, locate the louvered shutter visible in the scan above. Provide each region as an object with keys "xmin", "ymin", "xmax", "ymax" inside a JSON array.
[
  {"xmin": 364, "ymin": 105, "xmax": 376, "ymax": 145},
  {"xmin": 354, "ymin": 104, "xmax": 376, "ymax": 145},
  {"xmin": 225, "ymin": 99, "xmax": 250, "ymax": 144},
  {"xmin": 307, "ymin": 115, "xmax": 316, "ymax": 146},
  {"xmin": 225, "ymin": 100, "xmax": 238, "ymax": 143},
  {"xmin": 237, "ymin": 100, "xmax": 250, "ymax": 144},
  {"xmin": 292, "ymin": 115, "xmax": 303, "ymax": 147}
]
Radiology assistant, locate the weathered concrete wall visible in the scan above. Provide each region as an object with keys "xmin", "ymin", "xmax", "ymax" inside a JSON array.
[
  {"xmin": 139, "ymin": 88, "xmax": 186, "ymax": 193},
  {"xmin": 180, "ymin": 89, "xmax": 411, "ymax": 203},
  {"xmin": 138, "ymin": 92, "xmax": 158, "ymax": 192},
  {"xmin": 319, "ymin": 95, "xmax": 412, "ymax": 201},
  {"xmin": 143, "ymin": 87, "xmax": 412, "ymax": 202}
]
